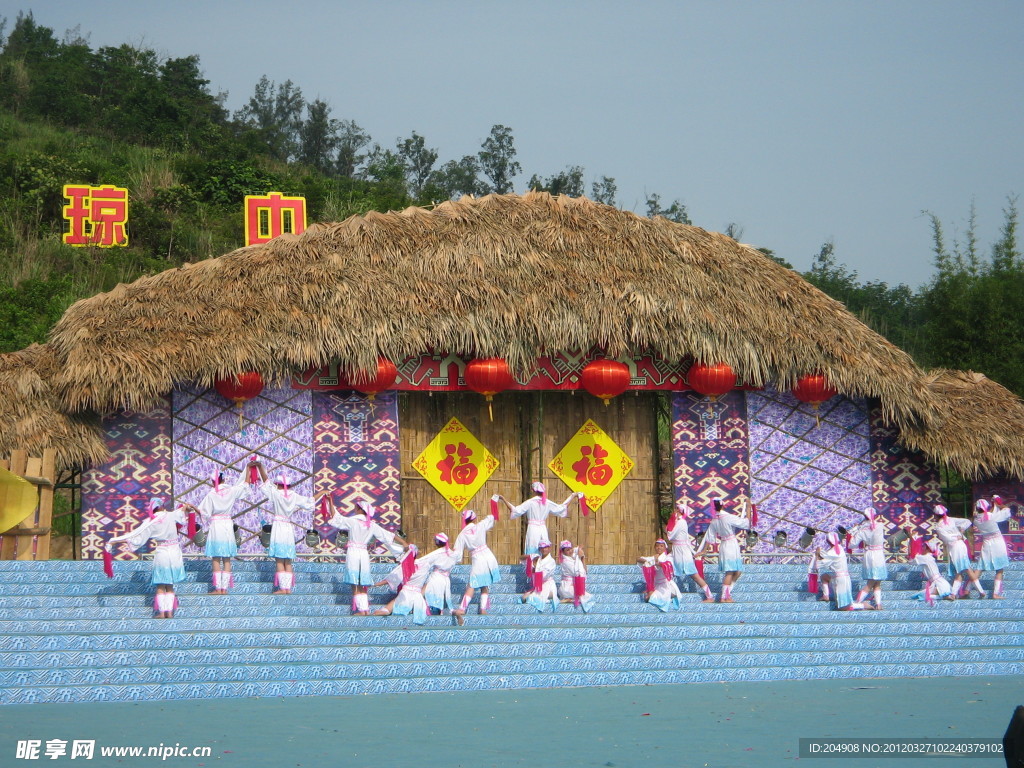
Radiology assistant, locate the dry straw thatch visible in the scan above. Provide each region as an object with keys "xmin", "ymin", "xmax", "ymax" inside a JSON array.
[
  {"xmin": 8, "ymin": 191, "xmax": 1021, "ymax": 477},
  {"xmin": 47, "ymin": 192, "xmax": 934, "ymax": 425},
  {"xmin": 902, "ymin": 369, "xmax": 1024, "ymax": 480},
  {"xmin": 0, "ymin": 344, "xmax": 107, "ymax": 470}
]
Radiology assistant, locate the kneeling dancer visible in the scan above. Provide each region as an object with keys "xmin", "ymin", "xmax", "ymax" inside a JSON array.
[{"xmin": 638, "ymin": 539, "xmax": 682, "ymax": 611}]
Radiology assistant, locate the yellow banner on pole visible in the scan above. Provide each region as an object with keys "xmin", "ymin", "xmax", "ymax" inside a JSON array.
[
  {"xmin": 412, "ymin": 418, "xmax": 499, "ymax": 511},
  {"xmin": 0, "ymin": 465, "xmax": 37, "ymax": 533}
]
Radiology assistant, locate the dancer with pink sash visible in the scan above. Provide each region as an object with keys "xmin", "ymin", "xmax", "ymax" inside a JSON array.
[
  {"xmin": 972, "ymin": 497, "xmax": 1011, "ymax": 599},
  {"xmin": 452, "ymin": 508, "xmax": 501, "ymax": 624},
  {"xmin": 500, "ymin": 482, "xmax": 579, "ymax": 556},
  {"xmin": 522, "ymin": 540, "xmax": 558, "ymax": 612},
  {"xmin": 253, "ymin": 462, "xmax": 319, "ymax": 595},
  {"xmin": 694, "ymin": 498, "xmax": 751, "ymax": 603},
  {"xmin": 851, "ymin": 507, "xmax": 887, "ymax": 609},
  {"xmin": 932, "ymin": 504, "xmax": 985, "ymax": 599},
  {"xmin": 373, "ymin": 545, "xmax": 435, "ymax": 625},
  {"xmin": 666, "ymin": 500, "xmax": 713, "ymax": 603},
  {"xmin": 422, "ymin": 533, "xmax": 459, "ymax": 616},
  {"xmin": 815, "ymin": 531, "xmax": 865, "ymax": 611},
  {"xmin": 197, "ymin": 463, "xmax": 250, "ymax": 595},
  {"xmin": 637, "ymin": 539, "xmax": 682, "ymax": 611},
  {"xmin": 327, "ymin": 497, "xmax": 406, "ymax": 615},
  {"xmin": 913, "ymin": 539, "xmax": 954, "ymax": 604},
  {"xmin": 558, "ymin": 540, "xmax": 594, "ymax": 612},
  {"xmin": 106, "ymin": 498, "xmax": 191, "ymax": 619}
]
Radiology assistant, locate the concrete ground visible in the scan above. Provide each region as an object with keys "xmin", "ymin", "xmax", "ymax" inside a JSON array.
[{"xmin": 0, "ymin": 675, "xmax": 1018, "ymax": 768}]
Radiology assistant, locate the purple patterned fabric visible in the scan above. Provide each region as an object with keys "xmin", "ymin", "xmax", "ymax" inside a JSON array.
[
  {"xmin": 172, "ymin": 384, "xmax": 314, "ymax": 555},
  {"xmin": 671, "ymin": 390, "xmax": 749, "ymax": 536},
  {"xmin": 746, "ymin": 388, "xmax": 871, "ymax": 553},
  {"xmin": 80, "ymin": 400, "xmax": 173, "ymax": 560},
  {"xmin": 312, "ymin": 390, "xmax": 402, "ymax": 555}
]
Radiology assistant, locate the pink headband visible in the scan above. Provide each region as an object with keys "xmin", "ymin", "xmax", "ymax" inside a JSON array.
[{"xmin": 826, "ymin": 531, "xmax": 842, "ymax": 554}]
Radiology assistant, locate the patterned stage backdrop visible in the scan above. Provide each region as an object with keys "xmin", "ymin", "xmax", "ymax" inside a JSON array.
[
  {"xmin": 671, "ymin": 390, "xmax": 750, "ymax": 536},
  {"xmin": 868, "ymin": 402, "xmax": 942, "ymax": 543},
  {"xmin": 172, "ymin": 384, "xmax": 314, "ymax": 556},
  {"xmin": 312, "ymin": 390, "xmax": 401, "ymax": 556},
  {"xmin": 972, "ymin": 477, "xmax": 1024, "ymax": 560},
  {"xmin": 746, "ymin": 389, "xmax": 872, "ymax": 554},
  {"xmin": 80, "ymin": 400, "xmax": 173, "ymax": 560}
]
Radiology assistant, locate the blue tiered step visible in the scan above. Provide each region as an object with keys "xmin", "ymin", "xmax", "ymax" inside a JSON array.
[{"xmin": 0, "ymin": 560, "xmax": 1021, "ymax": 704}]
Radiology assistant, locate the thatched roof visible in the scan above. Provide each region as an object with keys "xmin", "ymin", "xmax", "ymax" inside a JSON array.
[
  {"xmin": 12, "ymin": 191, "xmax": 1024, "ymax": 478},
  {"xmin": 0, "ymin": 344, "xmax": 107, "ymax": 471},
  {"xmin": 902, "ymin": 369, "xmax": 1024, "ymax": 480},
  {"xmin": 47, "ymin": 192, "xmax": 935, "ymax": 434}
]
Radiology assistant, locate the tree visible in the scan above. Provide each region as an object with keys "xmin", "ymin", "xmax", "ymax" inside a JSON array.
[
  {"xmin": 478, "ymin": 124, "xmax": 520, "ymax": 194},
  {"xmin": 645, "ymin": 193, "xmax": 691, "ymax": 224},
  {"xmin": 528, "ymin": 165, "xmax": 584, "ymax": 197},
  {"xmin": 431, "ymin": 155, "xmax": 483, "ymax": 199},
  {"xmin": 335, "ymin": 120, "xmax": 371, "ymax": 178},
  {"xmin": 396, "ymin": 131, "xmax": 438, "ymax": 198},
  {"xmin": 234, "ymin": 75, "xmax": 305, "ymax": 162},
  {"xmin": 298, "ymin": 98, "xmax": 341, "ymax": 174},
  {"xmin": 591, "ymin": 176, "xmax": 617, "ymax": 205}
]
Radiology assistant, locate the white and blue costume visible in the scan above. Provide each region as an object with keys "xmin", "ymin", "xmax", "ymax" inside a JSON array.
[
  {"xmin": 328, "ymin": 503, "xmax": 398, "ymax": 586},
  {"xmin": 107, "ymin": 504, "xmax": 187, "ymax": 587},
  {"xmin": 851, "ymin": 514, "xmax": 888, "ymax": 581},
  {"xmin": 453, "ymin": 514, "xmax": 501, "ymax": 589},
  {"xmin": 509, "ymin": 484, "xmax": 571, "ymax": 556},
  {"xmin": 261, "ymin": 481, "xmax": 315, "ymax": 560},
  {"xmin": 703, "ymin": 509, "xmax": 750, "ymax": 572},
  {"xmin": 558, "ymin": 545, "xmax": 595, "ymax": 612},
  {"xmin": 198, "ymin": 474, "xmax": 248, "ymax": 559}
]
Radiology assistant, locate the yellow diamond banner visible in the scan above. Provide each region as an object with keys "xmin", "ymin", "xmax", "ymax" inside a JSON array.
[
  {"xmin": 412, "ymin": 417, "xmax": 499, "ymax": 511},
  {"xmin": 548, "ymin": 419, "xmax": 634, "ymax": 511}
]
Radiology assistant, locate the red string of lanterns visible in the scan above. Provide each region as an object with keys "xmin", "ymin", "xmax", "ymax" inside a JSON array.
[
  {"xmin": 464, "ymin": 358, "xmax": 516, "ymax": 420},
  {"xmin": 580, "ymin": 359, "xmax": 631, "ymax": 406}
]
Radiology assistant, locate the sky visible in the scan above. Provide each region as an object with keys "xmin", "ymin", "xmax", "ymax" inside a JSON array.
[{"xmin": 6, "ymin": 0, "xmax": 1023, "ymax": 287}]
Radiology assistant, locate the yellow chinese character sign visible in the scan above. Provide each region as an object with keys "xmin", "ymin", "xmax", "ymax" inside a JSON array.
[
  {"xmin": 62, "ymin": 185, "xmax": 129, "ymax": 247},
  {"xmin": 412, "ymin": 418, "xmax": 499, "ymax": 511},
  {"xmin": 548, "ymin": 419, "xmax": 634, "ymax": 511},
  {"xmin": 244, "ymin": 192, "xmax": 307, "ymax": 246}
]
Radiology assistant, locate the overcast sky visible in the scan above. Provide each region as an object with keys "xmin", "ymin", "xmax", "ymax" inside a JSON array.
[{"xmin": 8, "ymin": 0, "xmax": 1022, "ymax": 286}]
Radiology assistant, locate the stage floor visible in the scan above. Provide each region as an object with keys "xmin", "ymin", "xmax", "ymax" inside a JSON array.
[{"xmin": 1, "ymin": 675, "xmax": 1018, "ymax": 767}]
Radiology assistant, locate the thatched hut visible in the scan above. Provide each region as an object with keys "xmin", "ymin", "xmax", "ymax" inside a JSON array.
[{"xmin": 2, "ymin": 192, "xmax": 1023, "ymax": 562}]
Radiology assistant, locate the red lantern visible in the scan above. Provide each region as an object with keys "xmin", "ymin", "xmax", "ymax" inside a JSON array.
[
  {"xmin": 792, "ymin": 373, "xmax": 837, "ymax": 427},
  {"xmin": 792, "ymin": 373, "xmax": 837, "ymax": 406},
  {"xmin": 350, "ymin": 358, "xmax": 398, "ymax": 399},
  {"xmin": 215, "ymin": 371, "xmax": 264, "ymax": 406},
  {"xmin": 464, "ymin": 358, "xmax": 516, "ymax": 421},
  {"xmin": 687, "ymin": 362, "xmax": 736, "ymax": 399},
  {"xmin": 215, "ymin": 372, "xmax": 264, "ymax": 429},
  {"xmin": 581, "ymin": 359, "xmax": 630, "ymax": 406}
]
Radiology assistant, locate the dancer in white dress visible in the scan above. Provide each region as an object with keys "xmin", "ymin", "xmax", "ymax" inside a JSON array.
[
  {"xmin": 558, "ymin": 540, "xmax": 595, "ymax": 612},
  {"xmin": 637, "ymin": 539, "xmax": 682, "ymax": 611},
  {"xmin": 253, "ymin": 462, "xmax": 319, "ymax": 595},
  {"xmin": 851, "ymin": 507, "xmax": 888, "ymax": 609},
  {"xmin": 499, "ymin": 482, "xmax": 578, "ymax": 556},
  {"xmin": 197, "ymin": 465, "xmax": 250, "ymax": 594},
  {"xmin": 695, "ymin": 498, "xmax": 751, "ymax": 603},
  {"xmin": 932, "ymin": 504, "xmax": 985, "ymax": 599},
  {"xmin": 373, "ymin": 545, "xmax": 436, "ymax": 625},
  {"xmin": 423, "ymin": 533, "xmax": 459, "ymax": 616},
  {"xmin": 666, "ymin": 500, "xmax": 714, "ymax": 602},
  {"xmin": 327, "ymin": 498, "xmax": 405, "ymax": 615},
  {"xmin": 914, "ymin": 540, "xmax": 954, "ymax": 603},
  {"xmin": 106, "ymin": 498, "xmax": 190, "ymax": 619},
  {"xmin": 452, "ymin": 509, "xmax": 501, "ymax": 623},
  {"xmin": 815, "ymin": 532, "xmax": 865, "ymax": 611},
  {"xmin": 972, "ymin": 497, "xmax": 1011, "ymax": 599},
  {"xmin": 522, "ymin": 540, "xmax": 558, "ymax": 612}
]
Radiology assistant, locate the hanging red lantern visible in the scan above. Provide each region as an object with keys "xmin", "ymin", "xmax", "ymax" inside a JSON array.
[
  {"xmin": 687, "ymin": 362, "xmax": 736, "ymax": 398},
  {"xmin": 792, "ymin": 373, "xmax": 837, "ymax": 406},
  {"xmin": 215, "ymin": 371, "xmax": 264, "ymax": 406},
  {"xmin": 350, "ymin": 358, "xmax": 398, "ymax": 399},
  {"xmin": 580, "ymin": 359, "xmax": 631, "ymax": 406},
  {"xmin": 792, "ymin": 373, "xmax": 837, "ymax": 427},
  {"xmin": 215, "ymin": 372, "xmax": 264, "ymax": 429},
  {"xmin": 464, "ymin": 357, "xmax": 516, "ymax": 421}
]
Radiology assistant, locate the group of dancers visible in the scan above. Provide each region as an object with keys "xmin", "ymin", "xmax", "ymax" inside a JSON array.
[
  {"xmin": 638, "ymin": 495, "xmax": 1013, "ymax": 612},
  {"xmin": 104, "ymin": 459, "xmax": 1013, "ymax": 620}
]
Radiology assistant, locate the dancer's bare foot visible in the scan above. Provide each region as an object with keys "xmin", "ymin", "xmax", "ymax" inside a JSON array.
[{"xmin": 453, "ymin": 609, "xmax": 465, "ymax": 626}]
